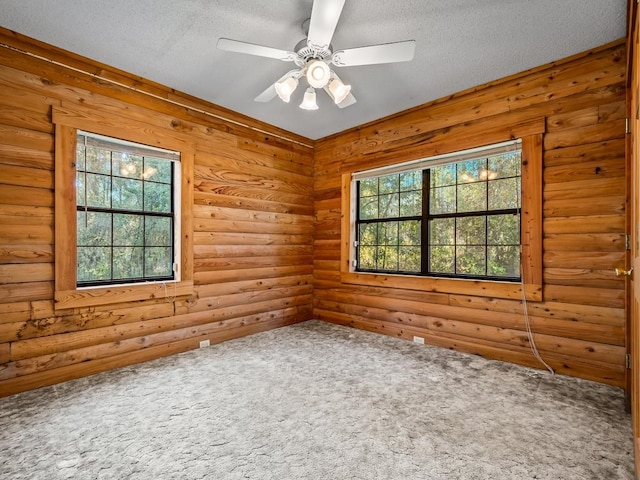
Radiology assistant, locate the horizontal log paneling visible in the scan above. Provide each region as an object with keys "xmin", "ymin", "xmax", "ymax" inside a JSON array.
[
  {"xmin": 318, "ymin": 311, "xmax": 624, "ymax": 386},
  {"xmin": 0, "ymin": 29, "xmax": 630, "ymax": 395},
  {"xmin": 0, "ymin": 306, "xmax": 310, "ymax": 383},
  {"xmin": 314, "ymin": 40, "xmax": 628, "ymax": 387},
  {"xmin": 0, "ymin": 28, "xmax": 314, "ymax": 396}
]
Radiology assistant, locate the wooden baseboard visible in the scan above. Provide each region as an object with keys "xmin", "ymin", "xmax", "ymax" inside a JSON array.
[{"xmin": 0, "ymin": 316, "xmax": 302, "ymax": 397}]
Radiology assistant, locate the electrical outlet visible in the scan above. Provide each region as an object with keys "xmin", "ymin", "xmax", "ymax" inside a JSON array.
[
  {"xmin": 199, "ymin": 339, "xmax": 210, "ymax": 348},
  {"xmin": 413, "ymin": 336, "xmax": 424, "ymax": 344}
]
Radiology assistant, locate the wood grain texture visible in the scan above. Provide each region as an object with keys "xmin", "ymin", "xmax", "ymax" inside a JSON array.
[
  {"xmin": 314, "ymin": 40, "xmax": 627, "ymax": 387},
  {"xmin": 0, "ymin": 27, "xmax": 314, "ymax": 396},
  {"xmin": 0, "ymin": 29, "xmax": 629, "ymax": 395}
]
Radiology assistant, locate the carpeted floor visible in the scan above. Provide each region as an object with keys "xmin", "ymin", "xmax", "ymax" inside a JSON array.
[{"xmin": 0, "ymin": 320, "xmax": 634, "ymax": 479}]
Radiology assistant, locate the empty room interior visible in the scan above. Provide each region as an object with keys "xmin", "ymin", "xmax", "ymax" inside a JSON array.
[{"xmin": 1, "ymin": 0, "xmax": 640, "ymax": 478}]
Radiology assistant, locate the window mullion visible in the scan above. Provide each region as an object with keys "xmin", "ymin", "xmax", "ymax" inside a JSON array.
[
  {"xmin": 485, "ymin": 160, "xmax": 489, "ymax": 277},
  {"xmin": 421, "ymin": 169, "xmax": 430, "ymax": 274}
]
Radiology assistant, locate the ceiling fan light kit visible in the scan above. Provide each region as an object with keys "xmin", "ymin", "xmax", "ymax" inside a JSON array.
[
  {"xmin": 328, "ymin": 75, "xmax": 351, "ymax": 104},
  {"xmin": 300, "ymin": 87, "xmax": 319, "ymax": 110},
  {"xmin": 217, "ymin": 0, "xmax": 416, "ymax": 111},
  {"xmin": 274, "ymin": 76, "xmax": 299, "ymax": 103},
  {"xmin": 306, "ymin": 60, "xmax": 331, "ymax": 88}
]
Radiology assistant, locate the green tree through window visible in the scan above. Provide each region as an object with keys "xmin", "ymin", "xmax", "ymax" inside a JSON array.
[
  {"xmin": 356, "ymin": 147, "xmax": 521, "ymax": 281},
  {"xmin": 76, "ymin": 132, "xmax": 178, "ymax": 286}
]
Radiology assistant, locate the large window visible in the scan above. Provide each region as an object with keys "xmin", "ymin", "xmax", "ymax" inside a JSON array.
[
  {"xmin": 356, "ymin": 142, "xmax": 521, "ymax": 281},
  {"xmin": 53, "ymin": 106, "xmax": 194, "ymax": 310},
  {"xmin": 76, "ymin": 132, "xmax": 179, "ymax": 286}
]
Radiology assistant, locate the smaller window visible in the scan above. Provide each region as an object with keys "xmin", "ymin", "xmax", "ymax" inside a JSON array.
[
  {"xmin": 75, "ymin": 132, "xmax": 180, "ymax": 287},
  {"xmin": 355, "ymin": 140, "xmax": 522, "ymax": 281}
]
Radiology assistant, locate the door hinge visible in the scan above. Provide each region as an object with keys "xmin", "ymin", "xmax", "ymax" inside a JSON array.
[
  {"xmin": 626, "ymin": 234, "xmax": 632, "ymax": 251},
  {"xmin": 353, "ymin": 240, "xmax": 359, "ymax": 247},
  {"xmin": 626, "ymin": 118, "xmax": 632, "ymax": 135},
  {"xmin": 626, "ymin": 353, "xmax": 631, "ymax": 370}
]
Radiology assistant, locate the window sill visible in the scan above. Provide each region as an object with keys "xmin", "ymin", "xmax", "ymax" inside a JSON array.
[
  {"xmin": 54, "ymin": 280, "xmax": 194, "ymax": 310},
  {"xmin": 340, "ymin": 271, "xmax": 542, "ymax": 301}
]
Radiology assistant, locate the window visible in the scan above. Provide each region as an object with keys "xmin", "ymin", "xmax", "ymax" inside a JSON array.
[
  {"xmin": 76, "ymin": 132, "xmax": 179, "ymax": 286},
  {"xmin": 53, "ymin": 106, "xmax": 194, "ymax": 310},
  {"xmin": 341, "ymin": 132, "xmax": 543, "ymax": 301},
  {"xmin": 355, "ymin": 142, "xmax": 521, "ymax": 281}
]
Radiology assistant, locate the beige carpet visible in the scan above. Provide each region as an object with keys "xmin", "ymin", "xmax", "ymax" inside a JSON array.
[{"xmin": 0, "ymin": 320, "xmax": 634, "ymax": 479}]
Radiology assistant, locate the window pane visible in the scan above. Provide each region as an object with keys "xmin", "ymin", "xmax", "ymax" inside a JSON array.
[
  {"xmin": 399, "ymin": 220, "xmax": 421, "ymax": 246},
  {"xmin": 379, "ymin": 174, "xmax": 399, "ymax": 194},
  {"xmin": 85, "ymin": 173, "xmax": 111, "ymax": 208},
  {"xmin": 456, "ymin": 216, "xmax": 486, "ymax": 245},
  {"xmin": 488, "ymin": 152, "xmax": 521, "ymax": 179},
  {"xmin": 113, "ymin": 214, "xmax": 144, "ymax": 246},
  {"xmin": 144, "ymin": 182, "xmax": 172, "ymax": 213},
  {"xmin": 145, "ymin": 216, "xmax": 172, "ymax": 246},
  {"xmin": 456, "ymin": 246, "xmax": 486, "ymax": 275},
  {"xmin": 378, "ymin": 246, "xmax": 399, "ymax": 271},
  {"xmin": 85, "ymin": 146, "xmax": 111, "ymax": 174},
  {"xmin": 359, "ymin": 178, "xmax": 378, "ymax": 197},
  {"xmin": 77, "ymin": 211, "xmax": 111, "ymax": 246},
  {"xmin": 457, "ymin": 182, "xmax": 486, "ymax": 212},
  {"xmin": 429, "ymin": 246, "xmax": 454, "ymax": 273},
  {"xmin": 76, "ymin": 143, "xmax": 86, "ymax": 170},
  {"xmin": 145, "ymin": 247, "xmax": 173, "ymax": 277},
  {"xmin": 359, "ymin": 223, "xmax": 378, "ymax": 246},
  {"xmin": 144, "ymin": 158, "xmax": 172, "ymax": 183},
  {"xmin": 487, "ymin": 214, "xmax": 520, "ymax": 245},
  {"xmin": 359, "ymin": 197, "xmax": 378, "ymax": 220},
  {"xmin": 488, "ymin": 178, "xmax": 519, "ymax": 210},
  {"xmin": 112, "ymin": 177, "xmax": 143, "ymax": 211},
  {"xmin": 379, "ymin": 193, "xmax": 399, "ymax": 218},
  {"xmin": 399, "ymin": 246, "xmax": 421, "ymax": 272},
  {"xmin": 431, "ymin": 164, "xmax": 455, "ymax": 187},
  {"xmin": 113, "ymin": 247, "xmax": 143, "ymax": 279},
  {"xmin": 399, "ymin": 191, "xmax": 421, "ymax": 217},
  {"xmin": 379, "ymin": 221, "xmax": 398, "ymax": 245},
  {"xmin": 400, "ymin": 171, "xmax": 421, "ymax": 191},
  {"xmin": 359, "ymin": 246, "xmax": 377, "ymax": 269},
  {"xmin": 113, "ymin": 153, "xmax": 143, "ymax": 179},
  {"xmin": 430, "ymin": 185, "xmax": 456, "ymax": 214},
  {"xmin": 77, "ymin": 247, "xmax": 111, "ymax": 282},
  {"xmin": 457, "ymin": 159, "xmax": 486, "ymax": 184},
  {"xmin": 488, "ymin": 245, "xmax": 520, "ymax": 277},
  {"xmin": 76, "ymin": 173, "xmax": 85, "ymax": 206},
  {"xmin": 429, "ymin": 218, "xmax": 454, "ymax": 245}
]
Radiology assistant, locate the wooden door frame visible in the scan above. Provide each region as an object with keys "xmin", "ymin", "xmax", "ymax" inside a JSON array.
[{"xmin": 627, "ymin": 1, "xmax": 639, "ymax": 478}]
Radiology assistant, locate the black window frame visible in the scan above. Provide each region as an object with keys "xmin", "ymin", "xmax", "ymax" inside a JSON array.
[
  {"xmin": 355, "ymin": 149, "xmax": 522, "ymax": 282},
  {"xmin": 75, "ymin": 131, "xmax": 178, "ymax": 288}
]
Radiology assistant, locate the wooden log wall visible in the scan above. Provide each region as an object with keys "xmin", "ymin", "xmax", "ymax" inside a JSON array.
[
  {"xmin": 313, "ymin": 40, "xmax": 629, "ymax": 387},
  {"xmin": 0, "ymin": 29, "xmax": 314, "ymax": 396}
]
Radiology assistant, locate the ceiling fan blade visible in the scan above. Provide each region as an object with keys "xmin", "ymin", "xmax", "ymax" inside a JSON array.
[
  {"xmin": 254, "ymin": 84, "xmax": 277, "ymax": 103},
  {"xmin": 254, "ymin": 70, "xmax": 300, "ymax": 103},
  {"xmin": 307, "ymin": 0, "xmax": 346, "ymax": 51},
  {"xmin": 331, "ymin": 40, "xmax": 416, "ymax": 67},
  {"xmin": 336, "ymin": 92, "xmax": 356, "ymax": 108},
  {"xmin": 217, "ymin": 38, "xmax": 297, "ymax": 61}
]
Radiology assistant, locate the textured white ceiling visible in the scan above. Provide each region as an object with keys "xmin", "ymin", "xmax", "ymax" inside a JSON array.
[{"xmin": 0, "ymin": 0, "xmax": 627, "ymax": 140}]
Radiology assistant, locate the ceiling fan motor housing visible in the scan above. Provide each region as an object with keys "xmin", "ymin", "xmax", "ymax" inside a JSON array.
[{"xmin": 294, "ymin": 38, "xmax": 332, "ymax": 62}]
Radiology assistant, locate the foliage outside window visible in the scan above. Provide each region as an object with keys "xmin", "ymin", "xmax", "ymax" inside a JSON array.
[
  {"xmin": 76, "ymin": 132, "xmax": 178, "ymax": 286},
  {"xmin": 356, "ymin": 143, "xmax": 522, "ymax": 281}
]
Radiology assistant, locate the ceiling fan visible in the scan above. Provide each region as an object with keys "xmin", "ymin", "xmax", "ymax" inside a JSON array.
[{"xmin": 216, "ymin": 0, "xmax": 416, "ymax": 110}]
